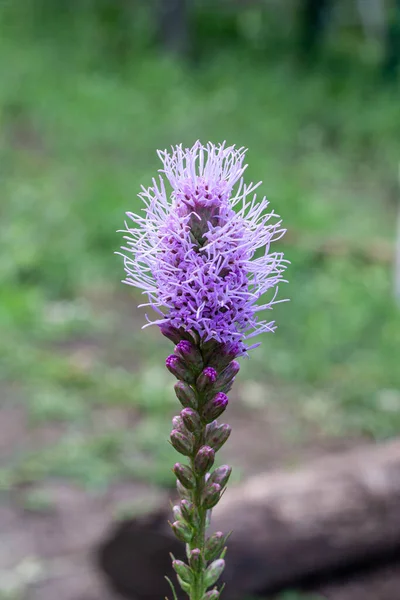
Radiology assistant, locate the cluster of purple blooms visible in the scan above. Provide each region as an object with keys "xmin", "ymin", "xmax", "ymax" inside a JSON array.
[
  {"xmin": 120, "ymin": 141, "xmax": 287, "ymax": 355},
  {"xmin": 119, "ymin": 141, "xmax": 287, "ymax": 600}
]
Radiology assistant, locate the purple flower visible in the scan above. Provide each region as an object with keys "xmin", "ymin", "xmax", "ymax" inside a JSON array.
[{"xmin": 119, "ymin": 141, "xmax": 287, "ymax": 354}]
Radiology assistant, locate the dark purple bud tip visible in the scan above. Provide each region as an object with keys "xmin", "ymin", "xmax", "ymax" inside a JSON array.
[
  {"xmin": 175, "ymin": 340, "xmax": 192, "ymax": 354},
  {"xmin": 197, "ymin": 367, "xmax": 218, "ymax": 392},
  {"xmin": 166, "ymin": 355, "xmax": 195, "ymax": 384},
  {"xmin": 166, "ymin": 354, "xmax": 178, "ymax": 369},
  {"xmin": 194, "ymin": 445, "xmax": 215, "ymax": 476},
  {"xmin": 170, "ymin": 429, "xmax": 193, "ymax": 456},
  {"xmin": 203, "ymin": 393, "xmax": 228, "ymax": 423},
  {"xmin": 175, "ymin": 340, "xmax": 204, "ymax": 372},
  {"xmin": 204, "ymin": 367, "xmax": 217, "ymax": 383},
  {"xmin": 181, "ymin": 407, "xmax": 201, "ymax": 433}
]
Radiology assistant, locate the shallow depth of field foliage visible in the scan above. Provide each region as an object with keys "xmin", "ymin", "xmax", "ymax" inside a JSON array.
[{"xmin": 1, "ymin": 0, "xmax": 400, "ymax": 497}]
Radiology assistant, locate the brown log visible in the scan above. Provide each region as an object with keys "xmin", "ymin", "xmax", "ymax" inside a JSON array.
[{"xmin": 98, "ymin": 439, "xmax": 400, "ymax": 599}]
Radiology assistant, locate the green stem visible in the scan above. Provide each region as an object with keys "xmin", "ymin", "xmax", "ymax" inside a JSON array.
[{"xmin": 189, "ymin": 423, "xmax": 207, "ymax": 600}]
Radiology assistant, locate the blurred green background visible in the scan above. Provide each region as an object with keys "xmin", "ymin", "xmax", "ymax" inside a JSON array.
[{"xmin": 0, "ymin": 1, "xmax": 400, "ymax": 598}]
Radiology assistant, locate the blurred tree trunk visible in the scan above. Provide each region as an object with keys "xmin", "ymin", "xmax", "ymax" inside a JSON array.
[
  {"xmin": 383, "ymin": 0, "xmax": 400, "ymax": 80},
  {"xmin": 298, "ymin": 0, "xmax": 332, "ymax": 61},
  {"xmin": 99, "ymin": 439, "xmax": 400, "ymax": 600},
  {"xmin": 157, "ymin": 0, "xmax": 190, "ymax": 57},
  {"xmin": 395, "ymin": 166, "xmax": 400, "ymax": 303}
]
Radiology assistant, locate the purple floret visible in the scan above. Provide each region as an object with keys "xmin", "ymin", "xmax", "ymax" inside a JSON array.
[{"xmin": 119, "ymin": 141, "xmax": 288, "ymax": 353}]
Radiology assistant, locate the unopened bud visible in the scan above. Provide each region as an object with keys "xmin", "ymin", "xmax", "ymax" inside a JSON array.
[
  {"xmin": 166, "ymin": 355, "xmax": 195, "ymax": 384},
  {"xmin": 203, "ymin": 393, "xmax": 228, "ymax": 423},
  {"xmin": 189, "ymin": 548, "xmax": 202, "ymax": 571},
  {"xmin": 160, "ymin": 323, "xmax": 193, "ymax": 345},
  {"xmin": 172, "ymin": 559, "xmax": 193, "ymax": 583},
  {"xmin": 215, "ymin": 360, "xmax": 240, "ymax": 391},
  {"xmin": 172, "ymin": 504, "xmax": 183, "ymax": 521},
  {"xmin": 209, "ymin": 465, "xmax": 232, "ymax": 489},
  {"xmin": 208, "ymin": 341, "xmax": 241, "ymax": 370},
  {"xmin": 194, "ymin": 446, "xmax": 215, "ymax": 476},
  {"xmin": 175, "ymin": 340, "xmax": 203, "ymax": 372},
  {"xmin": 170, "ymin": 429, "xmax": 193, "ymax": 456},
  {"xmin": 205, "ymin": 532, "xmax": 225, "ymax": 561},
  {"xmin": 177, "ymin": 576, "xmax": 191, "ymax": 593},
  {"xmin": 202, "ymin": 482, "xmax": 221, "ymax": 509},
  {"xmin": 159, "ymin": 323, "xmax": 184, "ymax": 344},
  {"xmin": 171, "ymin": 520, "xmax": 192, "ymax": 543},
  {"xmin": 172, "ymin": 415, "xmax": 186, "ymax": 432},
  {"xmin": 180, "ymin": 499, "xmax": 196, "ymax": 525},
  {"xmin": 173, "ymin": 463, "xmax": 196, "ymax": 489},
  {"xmin": 181, "ymin": 408, "xmax": 201, "ymax": 433},
  {"xmin": 204, "ymin": 559, "xmax": 225, "ymax": 588},
  {"xmin": 205, "ymin": 423, "xmax": 231, "ymax": 451},
  {"xmin": 203, "ymin": 589, "xmax": 220, "ymax": 600},
  {"xmin": 175, "ymin": 381, "xmax": 198, "ymax": 409},
  {"xmin": 196, "ymin": 367, "xmax": 218, "ymax": 392}
]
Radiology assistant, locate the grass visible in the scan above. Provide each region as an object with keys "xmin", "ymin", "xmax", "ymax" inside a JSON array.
[{"xmin": 1, "ymin": 18, "xmax": 400, "ymax": 495}]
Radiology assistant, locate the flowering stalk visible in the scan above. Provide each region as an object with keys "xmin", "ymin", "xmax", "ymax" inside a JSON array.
[
  {"xmin": 166, "ymin": 333, "xmax": 235, "ymax": 600},
  {"xmin": 118, "ymin": 142, "xmax": 288, "ymax": 600}
]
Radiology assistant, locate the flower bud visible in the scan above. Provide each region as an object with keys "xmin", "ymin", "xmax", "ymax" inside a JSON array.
[
  {"xmin": 171, "ymin": 520, "xmax": 192, "ymax": 543},
  {"xmin": 159, "ymin": 323, "xmax": 193, "ymax": 345},
  {"xmin": 202, "ymin": 482, "xmax": 221, "ymax": 509},
  {"xmin": 181, "ymin": 408, "xmax": 201, "ymax": 433},
  {"xmin": 180, "ymin": 499, "xmax": 196, "ymax": 525},
  {"xmin": 204, "ymin": 559, "xmax": 225, "ymax": 588},
  {"xmin": 177, "ymin": 480, "xmax": 191, "ymax": 500},
  {"xmin": 189, "ymin": 548, "xmax": 203, "ymax": 571},
  {"xmin": 170, "ymin": 429, "xmax": 193, "ymax": 456},
  {"xmin": 172, "ymin": 504, "xmax": 183, "ymax": 521},
  {"xmin": 202, "ymin": 590, "xmax": 220, "ymax": 600},
  {"xmin": 196, "ymin": 367, "xmax": 218, "ymax": 392},
  {"xmin": 175, "ymin": 340, "xmax": 203, "ymax": 372},
  {"xmin": 173, "ymin": 463, "xmax": 196, "ymax": 489},
  {"xmin": 166, "ymin": 355, "xmax": 195, "ymax": 384},
  {"xmin": 215, "ymin": 360, "xmax": 240, "ymax": 391},
  {"xmin": 209, "ymin": 465, "xmax": 232, "ymax": 489},
  {"xmin": 172, "ymin": 415, "xmax": 186, "ymax": 432},
  {"xmin": 208, "ymin": 341, "xmax": 241, "ymax": 371},
  {"xmin": 205, "ymin": 423, "xmax": 231, "ymax": 452},
  {"xmin": 177, "ymin": 576, "xmax": 191, "ymax": 593},
  {"xmin": 205, "ymin": 531, "xmax": 225, "ymax": 562},
  {"xmin": 172, "ymin": 559, "xmax": 193, "ymax": 583},
  {"xmin": 194, "ymin": 446, "xmax": 215, "ymax": 476},
  {"xmin": 175, "ymin": 381, "xmax": 198, "ymax": 409},
  {"xmin": 203, "ymin": 393, "xmax": 228, "ymax": 423}
]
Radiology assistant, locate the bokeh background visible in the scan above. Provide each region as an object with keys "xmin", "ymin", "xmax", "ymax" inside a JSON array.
[{"xmin": 1, "ymin": 1, "xmax": 400, "ymax": 599}]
